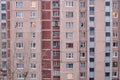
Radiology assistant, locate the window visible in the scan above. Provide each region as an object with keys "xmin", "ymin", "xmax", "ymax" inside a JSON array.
[
  {"xmin": 113, "ymin": 42, "xmax": 118, "ymax": 47},
  {"xmin": 16, "ymin": 63, "xmax": 24, "ymax": 69},
  {"xmin": 105, "ymin": 12, "xmax": 110, "ymax": 16},
  {"xmin": 66, "ymin": 12, "xmax": 73, "ymax": 18},
  {"xmin": 80, "ymin": 22, "xmax": 85, "ymax": 27},
  {"xmin": 89, "ymin": 7, "xmax": 94, "ymax": 15},
  {"xmin": 105, "ymin": 63, "xmax": 110, "ymax": 67},
  {"xmin": 31, "ymin": 53, "xmax": 36, "ymax": 59},
  {"xmin": 89, "ymin": 0, "xmax": 94, "ymax": 5},
  {"xmin": 66, "ymin": 53, "xmax": 73, "ymax": 59},
  {"xmin": 1, "ymin": 23, "xmax": 6, "ymax": 30},
  {"xmin": 80, "ymin": 52, "xmax": 85, "ymax": 58},
  {"xmin": 89, "ymin": 78, "xmax": 94, "ymax": 80},
  {"xmin": 16, "ymin": 53, "xmax": 24, "ymax": 59},
  {"xmin": 1, "ymin": 32, "xmax": 6, "ymax": 39},
  {"xmin": 53, "ymin": 11, "xmax": 59, "ymax": 17},
  {"xmin": 31, "ymin": 43, "xmax": 36, "ymax": 48},
  {"xmin": 30, "ymin": 11, "xmax": 36, "ymax": 18},
  {"xmin": 16, "ymin": 43, "xmax": 24, "ymax": 48},
  {"xmin": 16, "ymin": 32, "xmax": 23, "ymax": 38},
  {"xmin": 89, "ymin": 27, "xmax": 94, "ymax": 35},
  {"xmin": 105, "ymin": 2, "xmax": 110, "ymax": 6},
  {"xmin": 66, "ymin": 22, "xmax": 73, "ymax": 28},
  {"xmin": 80, "ymin": 32, "xmax": 85, "ymax": 37},
  {"xmin": 1, "ymin": 13, "xmax": 6, "ymax": 20},
  {"xmin": 53, "ymin": 2, "xmax": 59, "ymax": 8},
  {"xmin": 106, "ymin": 42, "xmax": 110, "ymax": 47},
  {"xmin": 2, "ymin": 51, "xmax": 6, "ymax": 58},
  {"xmin": 66, "ymin": 63, "xmax": 73, "ymax": 69},
  {"xmin": 80, "ymin": 62, "xmax": 85, "ymax": 67},
  {"xmin": 90, "ymin": 38, "xmax": 94, "ymax": 42},
  {"xmin": 53, "ymin": 51, "xmax": 60, "ymax": 56},
  {"xmin": 90, "ymin": 17, "xmax": 94, "ymax": 21},
  {"xmin": 90, "ymin": 58, "xmax": 94, "ymax": 62},
  {"xmin": 105, "ymin": 72, "xmax": 110, "ymax": 77},
  {"xmin": 53, "ymin": 31, "xmax": 59, "ymax": 37},
  {"xmin": 31, "ymin": 1, "xmax": 36, "ymax": 7},
  {"xmin": 113, "ymin": 2, "xmax": 118, "ymax": 9},
  {"xmin": 31, "ymin": 74, "xmax": 36, "ymax": 79},
  {"xmin": 15, "ymin": 22, "xmax": 23, "ymax": 28},
  {"xmin": 113, "ymin": 22, "xmax": 118, "ymax": 27},
  {"xmin": 113, "ymin": 12, "xmax": 118, "ymax": 18},
  {"xmin": 2, "ymin": 61, "xmax": 6, "ymax": 68},
  {"xmin": 80, "ymin": 2, "xmax": 85, "ymax": 8},
  {"xmin": 113, "ymin": 32, "xmax": 118, "ymax": 38},
  {"xmin": 30, "ymin": 22, "xmax": 36, "ymax": 27},
  {"xmin": 106, "ymin": 32, "xmax": 110, "ymax": 37},
  {"xmin": 113, "ymin": 51, "xmax": 118, "ymax": 58},
  {"xmin": 80, "ymin": 72, "xmax": 85, "ymax": 78},
  {"xmin": 90, "ymin": 48, "xmax": 94, "ymax": 53},
  {"xmin": 31, "ymin": 32, "xmax": 36, "ymax": 38},
  {"xmin": 66, "ymin": 1, "xmax": 73, "ymax": 7},
  {"xmin": 80, "ymin": 12, "xmax": 85, "ymax": 18},
  {"xmin": 52, "ymin": 21, "xmax": 59, "ymax": 27},
  {"xmin": 112, "ymin": 71, "xmax": 118, "ymax": 77},
  {"xmin": 89, "ymin": 68, "xmax": 94, "ymax": 72},
  {"xmin": 1, "ymin": 4, "xmax": 6, "ymax": 10},
  {"xmin": 31, "ymin": 63, "xmax": 36, "ymax": 69},
  {"xmin": 2, "ymin": 70, "xmax": 7, "ymax": 76},
  {"xmin": 17, "ymin": 73, "xmax": 24, "ymax": 79},
  {"xmin": 105, "ymin": 53, "xmax": 110, "ymax": 57},
  {"xmin": 80, "ymin": 42, "xmax": 85, "ymax": 48},
  {"xmin": 2, "ymin": 42, "xmax": 6, "ymax": 49},
  {"xmin": 53, "ymin": 61, "xmax": 60, "ymax": 66},
  {"xmin": 66, "ymin": 43, "xmax": 73, "ymax": 48},
  {"xmin": 16, "ymin": 12, "xmax": 23, "ymax": 18},
  {"xmin": 66, "ymin": 32, "xmax": 73, "ymax": 38},
  {"xmin": 16, "ymin": 2, "xmax": 23, "ymax": 8},
  {"xmin": 53, "ymin": 70, "xmax": 60, "ymax": 76},
  {"xmin": 53, "ymin": 41, "xmax": 60, "ymax": 47},
  {"xmin": 112, "ymin": 62, "xmax": 118, "ymax": 67},
  {"xmin": 106, "ymin": 22, "xmax": 110, "ymax": 26}
]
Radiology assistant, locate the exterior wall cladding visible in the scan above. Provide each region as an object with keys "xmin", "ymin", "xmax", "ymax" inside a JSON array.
[{"xmin": 0, "ymin": 0, "xmax": 120, "ymax": 80}]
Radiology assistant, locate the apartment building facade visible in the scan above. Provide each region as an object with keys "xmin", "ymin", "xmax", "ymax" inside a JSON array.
[{"xmin": 0, "ymin": 0, "xmax": 120, "ymax": 80}]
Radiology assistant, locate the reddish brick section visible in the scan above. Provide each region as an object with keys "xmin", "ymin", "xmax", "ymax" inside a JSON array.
[
  {"xmin": 42, "ymin": 41, "xmax": 51, "ymax": 49},
  {"xmin": 42, "ymin": 11, "xmax": 51, "ymax": 19},
  {"xmin": 42, "ymin": 50, "xmax": 51, "ymax": 59},
  {"xmin": 7, "ymin": 11, "xmax": 10, "ymax": 19},
  {"xmin": 42, "ymin": 31, "xmax": 51, "ymax": 39},
  {"xmin": 42, "ymin": 60, "xmax": 51, "ymax": 68},
  {"xmin": 41, "ymin": 1, "xmax": 52, "ymax": 79},
  {"xmin": 7, "ymin": 21, "xmax": 10, "ymax": 29},
  {"xmin": 7, "ymin": 1, "xmax": 11, "ymax": 79},
  {"xmin": 42, "ymin": 70, "xmax": 51, "ymax": 78},
  {"xmin": 42, "ymin": 1, "xmax": 51, "ymax": 9},
  {"xmin": 42, "ymin": 21, "xmax": 51, "ymax": 29},
  {"xmin": 7, "ymin": 40, "xmax": 10, "ymax": 48}
]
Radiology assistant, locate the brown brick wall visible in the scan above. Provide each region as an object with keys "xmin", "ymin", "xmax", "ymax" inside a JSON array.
[
  {"xmin": 42, "ymin": 11, "xmax": 51, "ymax": 19},
  {"xmin": 42, "ymin": 50, "xmax": 51, "ymax": 59},
  {"xmin": 42, "ymin": 1, "xmax": 51, "ymax": 9},
  {"xmin": 42, "ymin": 60, "xmax": 51, "ymax": 68},
  {"xmin": 42, "ymin": 31, "xmax": 51, "ymax": 39},
  {"xmin": 42, "ymin": 21, "xmax": 51, "ymax": 29},
  {"xmin": 42, "ymin": 70, "xmax": 51, "ymax": 78},
  {"xmin": 42, "ymin": 41, "xmax": 51, "ymax": 49}
]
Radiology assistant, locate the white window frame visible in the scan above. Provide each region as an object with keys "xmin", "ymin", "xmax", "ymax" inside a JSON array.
[
  {"xmin": 16, "ymin": 12, "xmax": 24, "ymax": 18},
  {"xmin": 66, "ymin": 53, "xmax": 73, "ymax": 59},
  {"xmin": 16, "ymin": 2, "xmax": 23, "ymax": 8}
]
